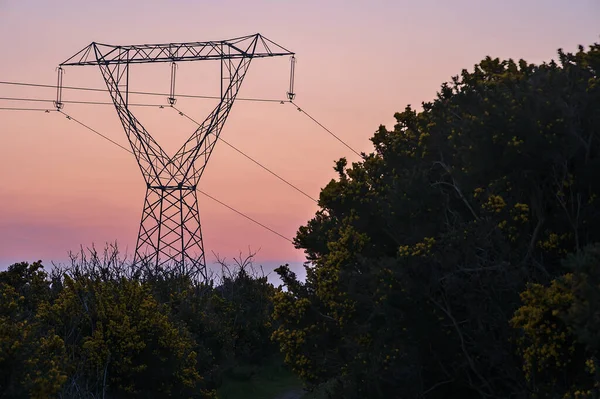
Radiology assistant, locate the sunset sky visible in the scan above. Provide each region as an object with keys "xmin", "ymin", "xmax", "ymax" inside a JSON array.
[{"xmin": 0, "ymin": 0, "xmax": 598, "ymax": 282}]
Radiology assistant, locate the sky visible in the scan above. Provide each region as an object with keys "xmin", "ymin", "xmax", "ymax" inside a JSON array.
[{"xmin": 0, "ymin": 0, "xmax": 598, "ymax": 283}]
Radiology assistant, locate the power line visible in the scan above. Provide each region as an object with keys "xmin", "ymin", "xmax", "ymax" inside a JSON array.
[
  {"xmin": 290, "ymin": 100, "xmax": 363, "ymax": 158},
  {"xmin": 171, "ymin": 105, "xmax": 318, "ymax": 203},
  {"xmin": 0, "ymin": 80, "xmax": 285, "ymax": 103},
  {"xmin": 58, "ymin": 110, "xmax": 133, "ymax": 153},
  {"xmin": 3, "ymin": 97, "xmax": 317, "ymax": 203},
  {"xmin": 56, "ymin": 110, "xmax": 294, "ymax": 243},
  {"xmin": 3, "ymin": 99, "xmax": 359, "ymax": 196},
  {"xmin": 0, "ymin": 96, "xmax": 51, "ymax": 103},
  {"xmin": 2, "ymin": 92, "xmax": 360, "ymax": 243},
  {"xmin": 3, "ymin": 81, "xmax": 364, "ymax": 159},
  {"xmin": 196, "ymin": 189, "xmax": 293, "ymax": 243},
  {"xmin": 0, "ymin": 107, "xmax": 55, "ymax": 112},
  {"xmin": 0, "ymin": 96, "xmax": 164, "ymax": 107}
]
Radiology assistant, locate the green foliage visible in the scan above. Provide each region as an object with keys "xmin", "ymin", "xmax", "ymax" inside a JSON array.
[
  {"xmin": 273, "ymin": 42, "xmax": 600, "ymax": 398},
  {"xmin": 0, "ymin": 251, "xmax": 281, "ymax": 398},
  {"xmin": 37, "ymin": 275, "xmax": 202, "ymax": 397},
  {"xmin": 512, "ymin": 244, "xmax": 600, "ymax": 398},
  {"xmin": 0, "ymin": 262, "xmax": 66, "ymax": 398}
]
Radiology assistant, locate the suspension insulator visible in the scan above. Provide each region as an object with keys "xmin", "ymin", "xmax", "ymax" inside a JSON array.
[
  {"xmin": 54, "ymin": 67, "xmax": 64, "ymax": 110},
  {"xmin": 287, "ymin": 55, "xmax": 296, "ymax": 101},
  {"xmin": 168, "ymin": 62, "xmax": 177, "ymax": 105}
]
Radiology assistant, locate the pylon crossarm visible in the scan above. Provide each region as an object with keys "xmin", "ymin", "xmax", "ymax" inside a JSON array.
[{"xmin": 60, "ymin": 34, "xmax": 294, "ymax": 66}]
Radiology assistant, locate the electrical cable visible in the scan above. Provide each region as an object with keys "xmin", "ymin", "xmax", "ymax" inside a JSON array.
[
  {"xmin": 58, "ymin": 110, "xmax": 133, "ymax": 153},
  {"xmin": 2, "ymin": 97, "xmax": 319, "ymax": 203},
  {"xmin": 0, "ymin": 107, "xmax": 55, "ymax": 112},
  {"xmin": 195, "ymin": 189, "xmax": 293, "ymax": 243},
  {"xmin": 55, "ymin": 110, "xmax": 294, "ymax": 243},
  {"xmin": 290, "ymin": 100, "xmax": 363, "ymax": 158},
  {"xmin": 0, "ymin": 96, "xmax": 167, "ymax": 108},
  {"xmin": 2, "ymin": 82, "xmax": 363, "ymax": 160},
  {"xmin": 2, "ymin": 82, "xmax": 360, "ymax": 229},
  {"xmin": 0, "ymin": 96, "xmax": 51, "ymax": 103},
  {"xmin": 0, "ymin": 80, "xmax": 285, "ymax": 103},
  {"xmin": 171, "ymin": 105, "xmax": 318, "ymax": 203}
]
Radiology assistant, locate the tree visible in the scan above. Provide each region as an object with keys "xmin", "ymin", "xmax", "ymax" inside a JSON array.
[{"xmin": 273, "ymin": 43, "xmax": 600, "ymax": 398}]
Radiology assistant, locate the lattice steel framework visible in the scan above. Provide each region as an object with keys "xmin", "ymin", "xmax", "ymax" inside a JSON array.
[{"xmin": 59, "ymin": 34, "xmax": 294, "ymax": 280}]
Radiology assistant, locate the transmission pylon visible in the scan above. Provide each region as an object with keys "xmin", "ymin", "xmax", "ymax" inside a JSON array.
[{"xmin": 58, "ymin": 34, "xmax": 295, "ymax": 280}]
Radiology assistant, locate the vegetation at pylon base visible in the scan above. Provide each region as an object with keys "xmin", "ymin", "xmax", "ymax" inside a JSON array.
[
  {"xmin": 272, "ymin": 43, "xmax": 600, "ymax": 398},
  {"xmin": 0, "ymin": 247, "xmax": 290, "ymax": 398}
]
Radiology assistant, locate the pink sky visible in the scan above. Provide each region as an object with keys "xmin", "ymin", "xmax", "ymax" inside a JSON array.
[{"xmin": 0, "ymin": 0, "xmax": 598, "ymax": 278}]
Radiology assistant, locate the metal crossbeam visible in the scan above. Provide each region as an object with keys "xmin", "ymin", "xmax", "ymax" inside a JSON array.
[
  {"xmin": 59, "ymin": 33, "xmax": 294, "ymax": 280},
  {"xmin": 61, "ymin": 34, "xmax": 293, "ymax": 66}
]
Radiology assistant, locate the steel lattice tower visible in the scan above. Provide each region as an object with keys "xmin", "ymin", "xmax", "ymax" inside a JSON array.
[{"xmin": 58, "ymin": 34, "xmax": 294, "ymax": 280}]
